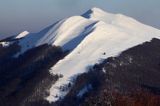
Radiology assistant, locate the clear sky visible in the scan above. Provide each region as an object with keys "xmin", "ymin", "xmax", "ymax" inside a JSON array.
[{"xmin": 0, "ymin": 0, "xmax": 160, "ymax": 39}]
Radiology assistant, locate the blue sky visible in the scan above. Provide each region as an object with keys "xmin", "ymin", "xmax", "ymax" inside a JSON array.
[{"xmin": 0, "ymin": 0, "xmax": 160, "ymax": 38}]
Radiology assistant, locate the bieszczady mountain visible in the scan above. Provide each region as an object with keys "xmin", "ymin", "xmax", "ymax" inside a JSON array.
[{"xmin": 0, "ymin": 8, "xmax": 160, "ymax": 106}]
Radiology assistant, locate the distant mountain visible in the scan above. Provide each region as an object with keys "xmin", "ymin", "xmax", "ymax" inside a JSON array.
[{"xmin": 0, "ymin": 7, "xmax": 160, "ymax": 106}]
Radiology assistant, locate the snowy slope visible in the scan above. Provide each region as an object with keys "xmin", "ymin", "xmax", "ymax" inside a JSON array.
[
  {"xmin": 46, "ymin": 8, "xmax": 160, "ymax": 102},
  {"xmin": 15, "ymin": 16, "xmax": 96, "ymax": 56},
  {"xmin": 14, "ymin": 24, "xmax": 56, "ymax": 56},
  {"xmin": 36, "ymin": 16, "xmax": 96, "ymax": 50}
]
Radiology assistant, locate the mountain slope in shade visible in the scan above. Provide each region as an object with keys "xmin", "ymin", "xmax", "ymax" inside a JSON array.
[{"xmin": 45, "ymin": 8, "xmax": 160, "ymax": 102}]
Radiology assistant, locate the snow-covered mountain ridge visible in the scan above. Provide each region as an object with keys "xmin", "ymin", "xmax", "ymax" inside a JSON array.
[
  {"xmin": 14, "ymin": 7, "xmax": 160, "ymax": 55},
  {"xmin": 3, "ymin": 7, "xmax": 160, "ymax": 102},
  {"xmin": 44, "ymin": 8, "xmax": 160, "ymax": 102}
]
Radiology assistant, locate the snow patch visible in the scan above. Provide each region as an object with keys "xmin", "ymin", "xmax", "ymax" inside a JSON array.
[
  {"xmin": 102, "ymin": 68, "xmax": 106, "ymax": 73},
  {"xmin": 15, "ymin": 31, "xmax": 29, "ymax": 39},
  {"xmin": 0, "ymin": 42, "xmax": 11, "ymax": 47}
]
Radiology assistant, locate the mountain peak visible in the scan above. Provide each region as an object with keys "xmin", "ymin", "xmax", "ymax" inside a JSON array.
[
  {"xmin": 90, "ymin": 7, "xmax": 105, "ymax": 13},
  {"xmin": 82, "ymin": 7, "xmax": 110, "ymax": 18}
]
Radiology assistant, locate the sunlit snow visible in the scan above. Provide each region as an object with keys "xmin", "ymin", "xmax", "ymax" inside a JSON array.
[
  {"xmin": 11, "ymin": 7, "xmax": 160, "ymax": 102},
  {"xmin": 46, "ymin": 7, "xmax": 160, "ymax": 102}
]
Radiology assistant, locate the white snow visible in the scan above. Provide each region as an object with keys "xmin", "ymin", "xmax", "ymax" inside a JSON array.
[
  {"xmin": 36, "ymin": 16, "xmax": 96, "ymax": 50},
  {"xmin": 15, "ymin": 31, "xmax": 29, "ymax": 39},
  {"xmin": 0, "ymin": 41, "xmax": 11, "ymax": 47},
  {"xmin": 14, "ymin": 32, "xmax": 49, "ymax": 57},
  {"xmin": 14, "ymin": 23, "xmax": 59, "ymax": 56},
  {"xmin": 46, "ymin": 8, "xmax": 160, "ymax": 102},
  {"xmin": 14, "ymin": 33, "xmax": 41, "ymax": 57},
  {"xmin": 15, "ymin": 16, "xmax": 96, "ymax": 56},
  {"xmin": 102, "ymin": 68, "xmax": 106, "ymax": 73},
  {"xmin": 11, "ymin": 7, "xmax": 160, "ymax": 102}
]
